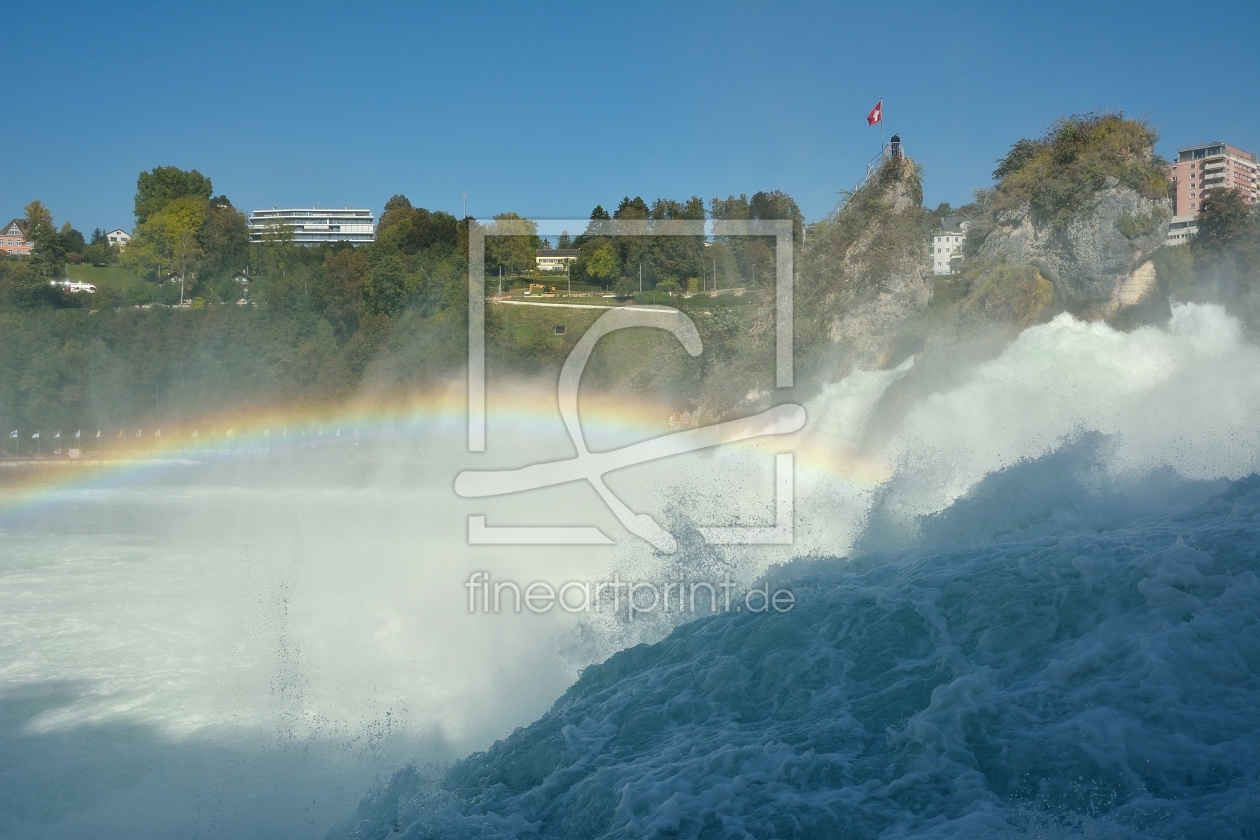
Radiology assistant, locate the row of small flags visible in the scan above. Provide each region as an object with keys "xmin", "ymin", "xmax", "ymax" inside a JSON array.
[
  {"xmin": 9, "ymin": 430, "xmax": 84, "ymax": 439},
  {"xmin": 9, "ymin": 429, "xmax": 348, "ymax": 439}
]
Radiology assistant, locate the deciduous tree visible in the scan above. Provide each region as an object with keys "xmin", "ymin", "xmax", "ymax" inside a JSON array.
[
  {"xmin": 134, "ymin": 166, "xmax": 213, "ymax": 226},
  {"xmin": 123, "ymin": 196, "xmax": 207, "ymax": 280}
]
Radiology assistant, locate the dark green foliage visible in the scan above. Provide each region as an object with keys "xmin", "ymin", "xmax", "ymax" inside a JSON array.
[
  {"xmin": 569, "ymin": 192, "xmax": 787, "ymax": 292},
  {"xmin": 0, "ymin": 258, "xmax": 54, "ymax": 309},
  {"xmin": 376, "ymin": 196, "xmax": 459, "ymax": 255},
  {"xmin": 613, "ymin": 196, "xmax": 650, "ymax": 220},
  {"xmin": 25, "ymin": 201, "xmax": 65, "ymax": 279},
  {"xmin": 749, "ymin": 191, "xmax": 805, "ymax": 243},
  {"xmin": 59, "ymin": 224, "xmax": 86, "ymax": 257},
  {"xmin": 197, "ymin": 199, "xmax": 250, "ymax": 282},
  {"xmin": 363, "ymin": 253, "xmax": 409, "ymax": 316},
  {"xmin": 1193, "ymin": 188, "xmax": 1256, "ymax": 250},
  {"xmin": 1186, "ymin": 188, "xmax": 1260, "ymax": 305}
]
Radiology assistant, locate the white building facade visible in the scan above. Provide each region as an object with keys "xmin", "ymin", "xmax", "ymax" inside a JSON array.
[
  {"xmin": 105, "ymin": 229, "xmax": 131, "ymax": 249},
  {"xmin": 535, "ymin": 249, "xmax": 579, "ymax": 272},
  {"xmin": 248, "ymin": 208, "xmax": 376, "ymax": 246},
  {"xmin": 931, "ymin": 215, "xmax": 968, "ymax": 275},
  {"xmin": 1165, "ymin": 214, "xmax": 1198, "ymax": 246}
]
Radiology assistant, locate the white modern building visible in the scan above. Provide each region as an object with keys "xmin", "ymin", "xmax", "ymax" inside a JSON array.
[
  {"xmin": 247, "ymin": 208, "xmax": 376, "ymax": 246},
  {"xmin": 105, "ymin": 229, "xmax": 131, "ymax": 249},
  {"xmin": 1165, "ymin": 214, "xmax": 1198, "ymax": 246},
  {"xmin": 931, "ymin": 215, "xmax": 968, "ymax": 275},
  {"xmin": 535, "ymin": 248, "xmax": 579, "ymax": 272}
]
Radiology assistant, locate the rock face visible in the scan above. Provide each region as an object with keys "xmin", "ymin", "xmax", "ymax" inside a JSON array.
[
  {"xmin": 808, "ymin": 159, "xmax": 933, "ymax": 368},
  {"xmin": 977, "ymin": 177, "xmax": 1170, "ymax": 318},
  {"xmin": 825, "ymin": 259, "xmax": 931, "ymax": 367}
]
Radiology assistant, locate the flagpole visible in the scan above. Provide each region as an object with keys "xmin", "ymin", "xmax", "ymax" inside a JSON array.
[{"xmin": 880, "ymin": 97, "xmax": 885, "ymax": 157}]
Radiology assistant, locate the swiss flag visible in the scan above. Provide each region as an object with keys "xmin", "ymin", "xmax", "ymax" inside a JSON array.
[{"xmin": 867, "ymin": 100, "xmax": 882, "ymax": 126}]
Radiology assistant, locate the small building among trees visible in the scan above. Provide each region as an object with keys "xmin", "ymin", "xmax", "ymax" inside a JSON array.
[
  {"xmin": 1, "ymin": 218, "xmax": 31, "ymax": 255},
  {"xmin": 535, "ymin": 249, "xmax": 579, "ymax": 272}
]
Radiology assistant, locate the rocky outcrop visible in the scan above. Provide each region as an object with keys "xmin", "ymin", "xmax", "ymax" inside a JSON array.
[
  {"xmin": 976, "ymin": 177, "xmax": 1169, "ymax": 319},
  {"xmin": 806, "ymin": 159, "xmax": 933, "ymax": 368},
  {"xmin": 825, "ymin": 258, "xmax": 931, "ymax": 366},
  {"xmin": 694, "ymin": 158, "xmax": 933, "ymax": 421}
]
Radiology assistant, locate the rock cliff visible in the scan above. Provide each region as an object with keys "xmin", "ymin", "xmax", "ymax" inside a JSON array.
[
  {"xmin": 797, "ymin": 157, "xmax": 933, "ymax": 369},
  {"xmin": 975, "ymin": 176, "xmax": 1169, "ymax": 318},
  {"xmin": 966, "ymin": 113, "xmax": 1172, "ymax": 321}
]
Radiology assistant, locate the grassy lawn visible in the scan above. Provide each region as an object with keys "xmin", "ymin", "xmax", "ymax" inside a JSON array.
[{"xmin": 67, "ymin": 264, "xmax": 144, "ymax": 292}]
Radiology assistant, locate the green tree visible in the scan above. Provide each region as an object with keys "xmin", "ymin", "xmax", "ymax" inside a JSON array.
[
  {"xmin": 484, "ymin": 213, "xmax": 541, "ymax": 274},
  {"xmin": 645, "ymin": 196, "xmax": 706, "ymax": 285},
  {"xmin": 25, "ymin": 201, "xmax": 65, "ymax": 278},
  {"xmin": 363, "ymin": 253, "xmax": 409, "ymax": 315},
  {"xmin": 59, "ymin": 223, "xmax": 86, "ymax": 257},
  {"xmin": 749, "ymin": 190, "xmax": 804, "ymax": 243},
  {"xmin": 377, "ymin": 205, "xmax": 459, "ymax": 255},
  {"xmin": 123, "ymin": 196, "xmax": 207, "ymax": 280},
  {"xmin": 1191, "ymin": 188, "xmax": 1260, "ymax": 300},
  {"xmin": 379, "ymin": 194, "xmax": 415, "ymax": 232},
  {"xmin": 1194, "ymin": 188, "xmax": 1253, "ymax": 250},
  {"xmin": 252, "ymin": 220, "xmax": 299, "ymax": 293},
  {"xmin": 612, "ymin": 276, "xmax": 636, "ymax": 297},
  {"xmin": 710, "ymin": 194, "xmax": 752, "ymax": 221},
  {"xmin": 198, "ymin": 198, "xmax": 251, "ymax": 281},
  {"xmin": 134, "ymin": 166, "xmax": 213, "ymax": 225},
  {"xmin": 987, "ymin": 112, "xmax": 1167, "ymax": 227},
  {"xmin": 586, "ymin": 242, "xmax": 619, "ymax": 285},
  {"xmin": 82, "ymin": 229, "xmax": 114, "ymax": 265},
  {"xmin": 576, "ymin": 205, "xmax": 611, "ymax": 245},
  {"xmin": 613, "ymin": 196, "xmax": 650, "ymax": 220}
]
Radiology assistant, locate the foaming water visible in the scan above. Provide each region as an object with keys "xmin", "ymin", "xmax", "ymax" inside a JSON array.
[
  {"xmin": 2, "ymin": 304, "xmax": 1260, "ymax": 837},
  {"xmin": 339, "ymin": 475, "xmax": 1260, "ymax": 838}
]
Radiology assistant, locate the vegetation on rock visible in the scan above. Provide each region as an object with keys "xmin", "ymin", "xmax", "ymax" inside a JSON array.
[{"xmin": 984, "ymin": 111, "xmax": 1167, "ymax": 230}]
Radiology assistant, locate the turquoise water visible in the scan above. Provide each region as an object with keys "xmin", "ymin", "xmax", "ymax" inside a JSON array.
[{"xmin": 335, "ymin": 472, "xmax": 1260, "ymax": 838}]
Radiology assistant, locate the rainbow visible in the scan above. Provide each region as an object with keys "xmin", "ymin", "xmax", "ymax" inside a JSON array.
[{"xmin": 0, "ymin": 383, "xmax": 890, "ymax": 525}]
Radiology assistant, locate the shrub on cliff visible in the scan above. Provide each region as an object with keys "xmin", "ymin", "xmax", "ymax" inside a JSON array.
[
  {"xmin": 960, "ymin": 263, "xmax": 1056, "ymax": 328},
  {"xmin": 982, "ymin": 112, "xmax": 1167, "ymax": 233}
]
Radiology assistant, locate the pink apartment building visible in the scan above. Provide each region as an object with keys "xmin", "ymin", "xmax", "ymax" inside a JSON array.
[{"xmin": 1166, "ymin": 141, "xmax": 1259, "ymax": 245}]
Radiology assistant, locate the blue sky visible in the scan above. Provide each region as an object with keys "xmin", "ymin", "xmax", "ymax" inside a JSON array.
[{"xmin": 3, "ymin": 0, "xmax": 1258, "ymax": 233}]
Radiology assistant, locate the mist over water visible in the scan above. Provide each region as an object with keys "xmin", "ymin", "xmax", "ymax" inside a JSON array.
[{"xmin": 2, "ymin": 304, "xmax": 1259, "ymax": 838}]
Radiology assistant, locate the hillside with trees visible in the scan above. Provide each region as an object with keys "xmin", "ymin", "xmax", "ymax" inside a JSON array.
[{"xmin": 1, "ymin": 115, "xmax": 1259, "ymax": 439}]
